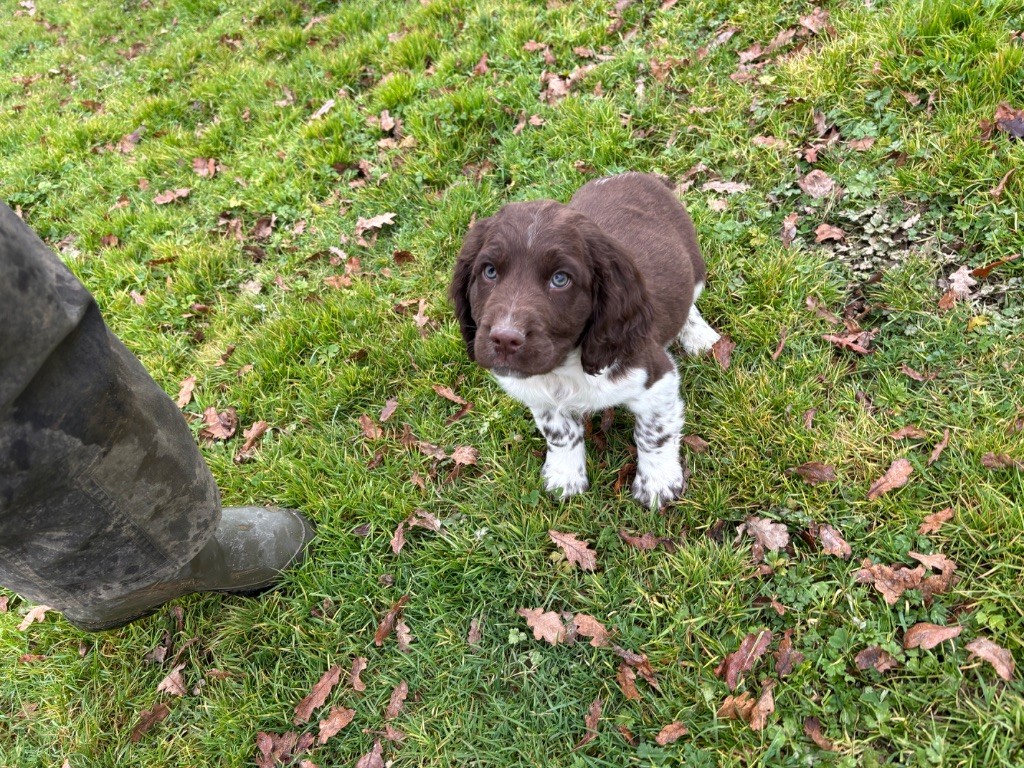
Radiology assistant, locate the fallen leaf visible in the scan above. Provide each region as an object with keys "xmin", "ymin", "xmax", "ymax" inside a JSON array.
[
  {"xmin": 712, "ymin": 335, "xmax": 735, "ymax": 369},
  {"xmin": 130, "ymin": 702, "xmax": 170, "ymax": 743},
  {"xmin": 613, "ymin": 646, "xmax": 660, "ymax": 689},
  {"xmin": 616, "ymin": 663, "xmax": 641, "ymax": 700},
  {"xmin": 618, "ymin": 530, "xmax": 660, "ymax": 550},
  {"xmin": 355, "ymin": 740, "xmax": 384, "ymax": 768},
  {"xmin": 855, "ymin": 645, "xmax": 899, "ymax": 673},
  {"xmin": 822, "ymin": 329, "xmax": 876, "ymax": 355},
  {"xmin": 317, "ymin": 706, "xmax": 355, "ymax": 745},
  {"xmin": 549, "ymin": 530, "xmax": 598, "ymax": 571},
  {"xmin": 385, "ymin": 681, "xmax": 409, "ymax": 719},
  {"xmin": 176, "ymin": 375, "xmax": 196, "ymax": 409},
  {"xmin": 799, "ymin": 7, "xmax": 832, "ymax": 35},
  {"xmin": 867, "ymin": 458, "xmax": 913, "ymax": 500},
  {"xmin": 451, "ymin": 445, "xmax": 479, "ymax": 466},
  {"xmin": 717, "ymin": 691, "xmax": 755, "ymax": 721},
  {"xmin": 18, "ymin": 604, "xmax": 50, "ymax": 631},
  {"xmin": 771, "ymin": 327, "xmax": 787, "ymax": 360},
  {"xmin": 787, "ymin": 462, "xmax": 836, "ymax": 485},
  {"xmin": 855, "ymin": 560, "xmax": 926, "ymax": 605},
  {"xmin": 909, "ymin": 550, "xmax": 957, "ymax": 601},
  {"xmin": 379, "ymin": 398, "xmax": 399, "ymax": 422},
  {"xmin": 192, "ymin": 157, "xmax": 218, "ymax": 177},
  {"xmin": 781, "ymin": 212, "xmax": 799, "ymax": 247},
  {"xmin": 814, "ymin": 523, "xmax": 852, "ymax": 559},
  {"xmin": 309, "ymin": 98, "xmax": 335, "ymax": 121},
  {"xmin": 904, "ymin": 622, "xmax": 962, "ymax": 650},
  {"xmin": 198, "ymin": 406, "xmax": 238, "ymax": 442},
  {"xmin": 994, "ymin": 102, "xmax": 1024, "ymax": 139},
  {"xmin": 948, "ymin": 265, "xmax": 978, "ymax": 297},
  {"xmin": 798, "ymin": 169, "xmax": 836, "ymax": 198},
  {"xmin": 971, "ymin": 253, "xmax": 1022, "ymax": 278},
  {"xmin": 918, "ymin": 507, "xmax": 954, "ymax": 535},
  {"xmin": 742, "ymin": 516, "xmax": 790, "ymax": 561},
  {"xmin": 576, "ymin": 697, "xmax": 602, "ymax": 748},
  {"xmin": 748, "ymin": 679, "xmax": 776, "ymax": 731},
  {"xmin": 359, "ymin": 414, "xmax": 382, "ymax": 440},
  {"xmin": 467, "ymin": 616, "xmax": 483, "ymax": 645},
  {"xmin": 965, "ymin": 637, "xmax": 1015, "ymax": 681},
  {"xmin": 815, "ymin": 223, "xmax": 845, "ymax": 242},
  {"xmin": 153, "ymin": 187, "xmax": 190, "ymax": 205},
  {"xmin": 573, "ymin": 614, "xmax": 611, "ymax": 648},
  {"xmin": 803, "ymin": 716, "xmax": 836, "ymax": 751},
  {"xmin": 655, "ymin": 721, "xmax": 688, "ymax": 745},
  {"xmin": 774, "ymin": 629, "xmax": 804, "ymax": 676},
  {"xmin": 355, "ymin": 212, "xmax": 397, "ymax": 237},
  {"xmin": 234, "ymin": 420, "xmax": 270, "ymax": 463},
  {"xmin": 715, "ymin": 629, "xmax": 773, "ymax": 691},
  {"xmin": 517, "ymin": 608, "xmax": 566, "ymax": 644},
  {"xmin": 294, "ymin": 665, "xmax": 342, "ymax": 725},
  {"xmin": 349, "ymin": 657, "xmax": 367, "ymax": 691},
  {"xmin": 981, "ymin": 452, "xmax": 1024, "ymax": 470},
  {"xmin": 157, "ymin": 663, "xmax": 188, "ymax": 697},
  {"xmin": 890, "ymin": 425, "xmax": 927, "ymax": 440},
  {"xmin": 396, "ymin": 620, "xmax": 413, "ymax": 652},
  {"xmin": 0, "ymin": 596, "xmax": 8, "ymax": 612},
  {"xmin": 928, "ymin": 429, "xmax": 950, "ymax": 466},
  {"xmin": 990, "ymin": 168, "xmax": 1016, "ymax": 199},
  {"xmin": 682, "ymin": 434, "xmax": 710, "ymax": 453},
  {"xmin": 702, "ymin": 180, "xmax": 750, "ymax": 194},
  {"xmin": 374, "ymin": 596, "xmax": 410, "ymax": 646}
]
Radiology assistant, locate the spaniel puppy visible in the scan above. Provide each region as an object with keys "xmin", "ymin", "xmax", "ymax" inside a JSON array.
[{"xmin": 449, "ymin": 172, "xmax": 719, "ymax": 507}]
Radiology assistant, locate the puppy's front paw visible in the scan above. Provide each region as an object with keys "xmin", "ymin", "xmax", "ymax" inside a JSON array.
[
  {"xmin": 632, "ymin": 467, "xmax": 686, "ymax": 508},
  {"xmin": 542, "ymin": 456, "xmax": 589, "ymax": 499}
]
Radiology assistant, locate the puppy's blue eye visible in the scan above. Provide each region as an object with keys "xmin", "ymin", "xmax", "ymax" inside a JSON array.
[
  {"xmin": 482, "ymin": 264, "xmax": 498, "ymax": 280},
  {"xmin": 549, "ymin": 271, "xmax": 570, "ymax": 289}
]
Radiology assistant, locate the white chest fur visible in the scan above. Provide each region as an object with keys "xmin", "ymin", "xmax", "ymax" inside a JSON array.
[{"xmin": 493, "ymin": 349, "xmax": 652, "ymax": 415}]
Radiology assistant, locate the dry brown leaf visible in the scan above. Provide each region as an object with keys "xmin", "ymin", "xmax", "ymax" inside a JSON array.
[
  {"xmin": 890, "ymin": 426, "xmax": 927, "ymax": 440},
  {"xmin": 349, "ymin": 657, "xmax": 367, "ymax": 691},
  {"xmin": 855, "ymin": 559, "xmax": 925, "ymax": 605},
  {"xmin": 359, "ymin": 414, "xmax": 382, "ymax": 440},
  {"xmin": 712, "ymin": 335, "xmax": 735, "ymax": 369},
  {"xmin": 517, "ymin": 608, "xmax": 566, "ymax": 645},
  {"xmin": 573, "ymin": 614, "xmax": 611, "ymax": 648},
  {"xmin": 928, "ymin": 429, "xmax": 950, "ymax": 466},
  {"xmin": 822, "ymin": 329, "xmax": 876, "ymax": 355},
  {"xmin": 715, "ymin": 629, "xmax": 773, "ymax": 691},
  {"xmin": 379, "ymin": 397, "xmax": 399, "ymax": 422},
  {"xmin": 717, "ymin": 691, "xmax": 755, "ymax": 721},
  {"xmin": 775, "ymin": 628, "xmax": 804, "ymax": 676},
  {"xmin": 576, "ymin": 697, "xmax": 602, "ymax": 748},
  {"xmin": 18, "ymin": 604, "xmax": 50, "ymax": 631},
  {"xmin": 682, "ymin": 434, "xmax": 710, "ymax": 453},
  {"xmin": 798, "ymin": 170, "xmax": 836, "ymax": 198},
  {"xmin": 467, "ymin": 616, "xmax": 483, "ymax": 645},
  {"xmin": 0, "ymin": 596, "xmax": 8, "ymax": 613},
  {"xmin": 616, "ymin": 663, "xmax": 641, "ymax": 701},
  {"xmin": 385, "ymin": 681, "xmax": 409, "ymax": 719},
  {"xmin": 549, "ymin": 530, "xmax": 597, "ymax": 571},
  {"xmin": 176, "ymin": 375, "xmax": 196, "ymax": 409},
  {"xmin": 803, "ymin": 716, "xmax": 836, "ymax": 751},
  {"xmin": 317, "ymin": 706, "xmax": 355, "ymax": 745},
  {"xmin": 192, "ymin": 157, "xmax": 218, "ymax": 177},
  {"xmin": 748, "ymin": 679, "xmax": 776, "ymax": 731},
  {"xmin": 781, "ymin": 212, "xmax": 799, "ymax": 247},
  {"xmin": 867, "ymin": 458, "xmax": 913, "ymax": 500},
  {"xmin": 742, "ymin": 516, "xmax": 790, "ymax": 560},
  {"xmin": 855, "ymin": 645, "xmax": 899, "ymax": 673},
  {"xmin": 450, "ymin": 445, "xmax": 479, "ymax": 466},
  {"xmin": 235, "ymin": 420, "xmax": 270, "ymax": 463},
  {"xmin": 355, "ymin": 740, "xmax": 384, "ymax": 768},
  {"xmin": 157, "ymin": 663, "xmax": 188, "ymax": 697},
  {"xmin": 904, "ymin": 622, "xmax": 962, "ymax": 650},
  {"xmin": 130, "ymin": 702, "xmax": 170, "ymax": 743},
  {"xmin": 396, "ymin": 620, "xmax": 413, "ymax": 652},
  {"xmin": 374, "ymin": 596, "xmax": 410, "ymax": 646},
  {"xmin": 355, "ymin": 212, "xmax": 397, "ymax": 236},
  {"xmin": 153, "ymin": 187, "xmax": 190, "ymax": 205},
  {"xmin": 994, "ymin": 102, "xmax": 1024, "ymax": 138},
  {"xmin": 255, "ymin": 732, "xmax": 314, "ymax": 768},
  {"xmin": 815, "ymin": 223, "xmax": 845, "ymax": 242},
  {"xmin": 614, "ymin": 646, "xmax": 660, "ymax": 689},
  {"xmin": 618, "ymin": 530, "xmax": 660, "ymax": 550},
  {"xmin": 655, "ymin": 721, "xmax": 688, "ymax": 745},
  {"xmin": 981, "ymin": 452, "xmax": 1024, "ymax": 470},
  {"xmin": 966, "ymin": 637, "xmax": 1015, "ymax": 681},
  {"xmin": 814, "ymin": 523, "xmax": 852, "ymax": 559},
  {"xmin": 294, "ymin": 665, "xmax": 342, "ymax": 724},
  {"xmin": 918, "ymin": 507, "xmax": 954, "ymax": 535},
  {"xmin": 198, "ymin": 406, "xmax": 238, "ymax": 442},
  {"xmin": 788, "ymin": 462, "xmax": 836, "ymax": 485}
]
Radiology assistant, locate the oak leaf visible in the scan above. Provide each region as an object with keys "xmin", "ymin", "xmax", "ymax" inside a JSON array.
[
  {"xmin": 576, "ymin": 697, "xmax": 601, "ymax": 748},
  {"xmin": 374, "ymin": 596, "xmax": 410, "ymax": 646},
  {"xmin": 355, "ymin": 740, "xmax": 384, "ymax": 768},
  {"xmin": 788, "ymin": 462, "xmax": 836, "ymax": 485},
  {"xmin": 867, "ymin": 458, "xmax": 913, "ymax": 500},
  {"xmin": 317, "ymin": 706, "xmax": 355, "ymax": 744},
  {"xmin": 176, "ymin": 375, "xmax": 196, "ymax": 409},
  {"xmin": 903, "ymin": 622, "xmax": 962, "ymax": 650},
  {"xmin": 655, "ymin": 721, "xmax": 688, "ymax": 745},
  {"xmin": 130, "ymin": 702, "xmax": 170, "ymax": 743},
  {"xmin": 715, "ymin": 630, "xmax": 773, "ymax": 691},
  {"xmin": 385, "ymin": 681, "xmax": 408, "ymax": 719},
  {"xmin": 855, "ymin": 645, "xmax": 899, "ymax": 673},
  {"xmin": 549, "ymin": 530, "xmax": 597, "ymax": 571},
  {"xmin": 798, "ymin": 170, "xmax": 836, "ymax": 198},
  {"xmin": 294, "ymin": 665, "xmax": 342, "ymax": 724},
  {"xmin": 517, "ymin": 608, "xmax": 566, "ymax": 644},
  {"xmin": 918, "ymin": 507, "xmax": 954, "ymax": 535},
  {"xmin": 573, "ymin": 614, "xmax": 611, "ymax": 648},
  {"xmin": 965, "ymin": 637, "xmax": 1015, "ymax": 681},
  {"xmin": 198, "ymin": 406, "xmax": 238, "ymax": 442},
  {"xmin": 18, "ymin": 604, "xmax": 50, "ymax": 631}
]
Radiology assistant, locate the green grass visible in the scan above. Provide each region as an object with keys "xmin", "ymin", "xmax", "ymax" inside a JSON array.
[{"xmin": 2, "ymin": 0, "xmax": 1024, "ymax": 765}]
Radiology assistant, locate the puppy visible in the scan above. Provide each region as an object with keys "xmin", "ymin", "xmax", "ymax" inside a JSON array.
[{"xmin": 449, "ymin": 172, "xmax": 719, "ymax": 506}]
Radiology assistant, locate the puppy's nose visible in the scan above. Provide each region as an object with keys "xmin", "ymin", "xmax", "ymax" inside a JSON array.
[{"xmin": 489, "ymin": 326, "xmax": 525, "ymax": 355}]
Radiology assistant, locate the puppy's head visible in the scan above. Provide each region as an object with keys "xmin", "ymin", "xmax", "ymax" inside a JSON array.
[{"xmin": 449, "ymin": 200, "xmax": 652, "ymax": 377}]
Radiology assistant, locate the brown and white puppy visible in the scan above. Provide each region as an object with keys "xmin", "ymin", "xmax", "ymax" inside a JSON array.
[{"xmin": 449, "ymin": 172, "xmax": 719, "ymax": 506}]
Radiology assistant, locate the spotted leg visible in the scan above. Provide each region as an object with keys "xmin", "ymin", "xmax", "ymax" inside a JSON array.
[
  {"xmin": 628, "ymin": 366, "xmax": 686, "ymax": 507},
  {"xmin": 531, "ymin": 408, "xmax": 588, "ymax": 498}
]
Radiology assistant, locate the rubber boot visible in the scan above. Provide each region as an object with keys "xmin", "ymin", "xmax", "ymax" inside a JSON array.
[{"xmin": 62, "ymin": 506, "xmax": 315, "ymax": 632}]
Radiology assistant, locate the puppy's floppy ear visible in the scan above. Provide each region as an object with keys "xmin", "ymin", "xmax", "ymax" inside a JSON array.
[
  {"xmin": 448, "ymin": 216, "xmax": 491, "ymax": 360},
  {"xmin": 578, "ymin": 217, "xmax": 654, "ymax": 375}
]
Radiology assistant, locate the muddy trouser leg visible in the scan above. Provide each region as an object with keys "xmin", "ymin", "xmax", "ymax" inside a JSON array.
[{"xmin": 0, "ymin": 202, "xmax": 220, "ymax": 617}]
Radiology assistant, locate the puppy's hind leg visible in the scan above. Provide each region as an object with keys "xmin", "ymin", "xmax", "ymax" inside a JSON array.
[{"xmin": 679, "ymin": 281, "xmax": 720, "ymax": 355}]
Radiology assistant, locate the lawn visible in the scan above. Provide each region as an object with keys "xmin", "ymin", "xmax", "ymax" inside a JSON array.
[{"xmin": 2, "ymin": 0, "xmax": 1023, "ymax": 765}]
